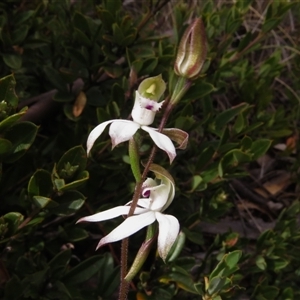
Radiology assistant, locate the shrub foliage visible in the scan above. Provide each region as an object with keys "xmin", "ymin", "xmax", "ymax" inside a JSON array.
[{"xmin": 0, "ymin": 0, "xmax": 299, "ymax": 299}]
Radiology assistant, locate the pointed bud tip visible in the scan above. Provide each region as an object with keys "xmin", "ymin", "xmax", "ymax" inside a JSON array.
[{"xmin": 96, "ymin": 240, "xmax": 106, "ymax": 250}]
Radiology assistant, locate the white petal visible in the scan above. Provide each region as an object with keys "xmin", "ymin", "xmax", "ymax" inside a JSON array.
[
  {"xmin": 160, "ymin": 178, "xmax": 175, "ymax": 212},
  {"xmin": 136, "ymin": 198, "xmax": 151, "ymax": 209},
  {"xmin": 156, "ymin": 213, "xmax": 180, "ymax": 261},
  {"xmin": 148, "ymin": 164, "xmax": 175, "ymax": 211},
  {"xmin": 148, "ymin": 183, "xmax": 170, "ymax": 211},
  {"xmin": 86, "ymin": 120, "xmax": 115, "ymax": 154},
  {"xmin": 109, "ymin": 120, "xmax": 140, "ymax": 148},
  {"xmin": 96, "ymin": 212, "xmax": 156, "ymax": 249},
  {"xmin": 76, "ymin": 206, "xmax": 145, "ymax": 223},
  {"xmin": 142, "ymin": 126, "xmax": 176, "ymax": 163}
]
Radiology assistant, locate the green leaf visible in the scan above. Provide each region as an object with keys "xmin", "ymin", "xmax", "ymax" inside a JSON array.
[
  {"xmin": 102, "ymin": 64, "xmax": 123, "ymax": 78},
  {"xmin": 190, "ymin": 175, "xmax": 204, "ymax": 193},
  {"xmin": 73, "ymin": 11, "xmax": 90, "ymax": 33},
  {"xmin": 121, "ymin": 33, "xmax": 136, "ymax": 46},
  {"xmin": 49, "ymin": 249, "xmax": 72, "ymax": 279},
  {"xmin": 0, "ymin": 74, "xmax": 18, "ymax": 109},
  {"xmin": 4, "ymin": 275, "xmax": 23, "ymax": 299},
  {"xmin": 28, "ymin": 169, "xmax": 53, "ymax": 197},
  {"xmin": 241, "ymin": 136, "xmax": 252, "ymax": 150},
  {"xmin": 56, "ymin": 146, "xmax": 87, "ymax": 180},
  {"xmin": 182, "ymin": 228, "xmax": 203, "ymax": 246},
  {"xmin": 2, "ymin": 54, "xmax": 22, "ymax": 69},
  {"xmin": 140, "ymin": 58, "xmax": 158, "ymax": 75},
  {"xmin": 25, "ymin": 217, "xmax": 44, "ymax": 227},
  {"xmin": 112, "ymin": 23, "xmax": 124, "ymax": 44},
  {"xmin": 14, "ymin": 10, "xmax": 34, "ymax": 26},
  {"xmin": 0, "ymin": 110, "xmax": 27, "ymax": 133},
  {"xmin": 44, "ymin": 66, "xmax": 67, "ymax": 91},
  {"xmin": 207, "ymin": 276, "xmax": 227, "ymax": 295},
  {"xmin": 224, "ymin": 250, "xmax": 242, "ymax": 269},
  {"xmin": 233, "ymin": 112, "xmax": 245, "ymax": 134},
  {"xmin": 22, "ymin": 268, "xmax": 49, "ymax": 292},
  {"xmin": 59, "ymin": 67, "xmax": 79, "ymax": 84},
  {"xmin": 98, "ymin": 9, "xmax": 115, "ymax": 30},
  {"xmin": 219, "ymin": 149, "xmax": 252, "ymax": 177},
  {"xmin": 111, "ymin": 83, "xmax": 125, "ymax": 106},
  {"xmin": 49, "ymin": 249, "xmax": 72, "ymax": 270},
  {"xmin": 66, "ymin": 47, "xmax": 88, "ymax": 66},
  {"xmin": 256, "ymin": 255, "xmax": 267, "ymax": 270},
  {"xmin": 12, "ymin": 25, "xmax": 29, "ymax": 44},
  {"xmin": 64, "ymin": 227, "xmax": 88, "ymax": 242},
  {"xmin": 4, "ymin": 121, "xmax": 38, "ymax": 162},
  {"xmin": 98, "ymin": 266, "xmax": 120, "ymax": 298},
  {"xmin": 201, "ymin": 163, "xmax": 219, "ymax": 183},
  {"xmin": 159, "ymin": 271, "xmax": 200, "ymax": 295},
  {"xmin": 33, "ymin": 196, "xmax": 58, "ymax": 209},
  {"xmin": 269, "ymin": 258, "xmax": 289, "ymax": 271},
  {"xmin": 281, "ymin": 287, "xmax": 294, "ymax": 300},
  {"xmin": 258, "ymin": 285, "xmax": 279, "ymax": 299},
  {"xmin": 54, "ymin": 178, "xmax": 65, "ymax": 191},
  {"xmin": 262, "ymin": 18, "xmax": 282, "ymax": 32},
  {"xmin": 63, "ymin": 255, "xmax": 107, "ymax": 285},
  {"xmin": 188, "ymin": 175, "xmax": 207, "ymax": 193},
  {"xmin": 210, "ymin": 251, "xmax": 241, "ymax": 280},
  {"xmin": 56, "ymin": 170, "xmax": 89, "ymax": 191},
  {"xmin": 238, "ymin": 31, "xmax": 255, "ymax": 52},
  {"xmin": 104, "ymin": 0, "xmax": 121, "ymax": 16},
  {"xmin": 225, "ymin": 7, "xmax": 241, "ymax": 34},
  {"xmin": 74, "ymin": 28, "xmax": 92, "ymax": 47},
  {"xmin": 51, "ymin": 190, "xmax": 85, "ymax": 216},
  {"xmin": 215, "ymin": 103, "xmax": 249, "ymax": 130},
  {"xmin": 2, "ymin": 212, "xmax": 24, "ymax": 235},
  {"xmin": 196, "ymin": 146, "xmax": 215, "ymax": 170},
  {"xmin": 239, "ymin": 121, "xmax": 264, "ymax": 135},
  {"xmin": 184, "ymin": 81, "xmax": 215, "ymax": 101},
  {"xmin": 0, "ymin": 138, "xmax": 12, "ymax": 157},
  {"xmin": 167, "ymin": 231, "xmax": 186, "ymax": 262},
  {"xmin": 250, "ymin": 139, "xmax": 272, "ymax": 160}
]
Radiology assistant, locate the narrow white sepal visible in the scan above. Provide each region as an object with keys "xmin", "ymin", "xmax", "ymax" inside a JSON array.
[
  {"xmin": 156, "ymin": 213, "xmax": 180, "ymax": 261},
  {"xmin": 109, "ymin": 120, "xmax": 140, "ymax": 148},
  {"xmin": 76, "ymin": 206, "xmax": 146, "ymax": 223},
  {"xmin": 142, "ymin": 126, "xmax": 176, "ymax": 163},
  {"xmin": 96, "ymin": 212, "xmax": 156, "ymax": 249},
  {"xmin": 86, "ymin": 120, "xmax": 115, "ymax": 154}
]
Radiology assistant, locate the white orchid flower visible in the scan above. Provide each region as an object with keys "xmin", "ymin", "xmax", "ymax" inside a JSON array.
[
  {"xmin": 86, "ymin": 75, "xmax": 188, "ymax": 163},
  {"xmin": 77, "ymin": 164, "xmax": 179, "ymax": 261}
]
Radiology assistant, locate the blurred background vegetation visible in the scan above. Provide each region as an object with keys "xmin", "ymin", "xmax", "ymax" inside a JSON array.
[{"xmin": 0, "ymin": 0, "xmax": 300, "ymax": 299}]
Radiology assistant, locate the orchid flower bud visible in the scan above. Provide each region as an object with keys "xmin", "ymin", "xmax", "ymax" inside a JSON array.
[
  {"xmin": 174, "ymin": 18, "xmax": 207, "ymax": 79},
  {"xmin": 131, "ymin": 75, "xmax": 166, "ymax": 126}
]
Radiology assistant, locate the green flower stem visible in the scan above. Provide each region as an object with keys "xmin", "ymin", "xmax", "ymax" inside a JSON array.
[{"xmin": 129, "ymin": 136, "xmax": 142, "ymax": 182}]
